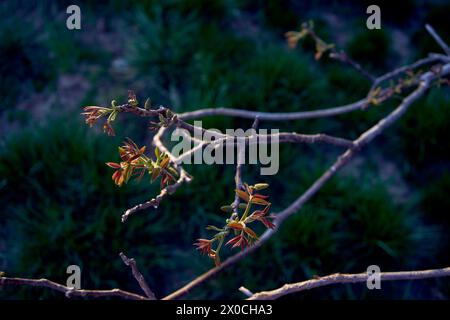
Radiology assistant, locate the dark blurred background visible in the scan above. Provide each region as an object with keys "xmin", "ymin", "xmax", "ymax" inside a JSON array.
[{"xmin": 0, "ymin": 0, "xmax": 449, "ymax": 299}]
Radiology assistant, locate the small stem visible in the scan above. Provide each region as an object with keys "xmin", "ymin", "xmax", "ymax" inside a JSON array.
[
  {"xmin": 240, "ymin": 199, "xmax": 252, "ymax": 222},
  {"xmin": 215, "ymin": 236, "xmax": 225, "ymax": 253}
]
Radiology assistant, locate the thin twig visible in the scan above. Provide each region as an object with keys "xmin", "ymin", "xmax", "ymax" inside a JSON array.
[
  {"xmin": 247, "ymin": 266, "xmax": 450, "ymax": 300},
  {"xmin": 121, "ymin": 168, "xmax": 191, "ymax": 222},
  {"xmin": 119, "ymin": 252, "xmax": 156, "ymax": 299},
  {"xmin": 231, "ymin": 148, "xmax": 244, "ymax": 218},
  {"xmin": 329, "ymin": 50, "xmax": 375, "ymax": 81},
  {"xmin": 239, "ymin": 286, "xmax": 254, "ymax": 298},
  {"xmin": 426, "ymin": 24, "xmax": 450, "ymax": 56},
  {"xmin": 117, "ymin": 104, "xmax": 168, "ymax": 118},
  {"xmin": 231, "ymin": 117, "xmax": 259, "ymax": 217}
]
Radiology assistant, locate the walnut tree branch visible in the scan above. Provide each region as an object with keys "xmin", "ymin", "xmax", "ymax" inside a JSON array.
[
  {"xmin": 119, "ymin": 252, "xmax": 156, "ymax": 299},
  {"xmin": 162, "ymin": 62, "xmax": 450, "ymax": 300},
  {"xmin": 0, "ymin": 276, "xmax": 148, "ymax": 300},
  {"xmin": 246, "ymin": 266, "xmax": 450, "ymax": 300},
  {"xmin": 426, "ymin": 24, "xmax": 450, "ymax": 56}
]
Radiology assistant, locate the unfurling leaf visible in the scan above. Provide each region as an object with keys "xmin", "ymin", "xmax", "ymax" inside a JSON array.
[
  {"xmin": 106, "ymin": 162, "xmax": 121, "ymax": 169},
  {"xmin": 228, "ymin": 221, "xmax": 244, "ymax": 230},
  {"xmin": 155, "ymin": 147, "xmax": 161, "ymax": 159},
  {"xmin": 253, "ymin": 183, "xmax": 269, "ymax": 190}
]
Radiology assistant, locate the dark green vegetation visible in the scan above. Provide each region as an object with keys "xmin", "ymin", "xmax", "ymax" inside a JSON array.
[{"xmin": 0, "ymin": 0, "xmax": 449, "ymax": 299}]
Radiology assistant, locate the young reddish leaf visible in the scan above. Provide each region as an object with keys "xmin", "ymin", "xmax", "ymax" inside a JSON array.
[
  {"xmin": 194, "ymin": 239, "xmax": 212, "ymax": 255},
  {"xmin": 112, "ymin": 170, "xmax": 121, "ymax": 184},
  {"xmin": 250, "ymin": 197, "xmax": 270, "ymax": 205},
  {"xmin": 253, "ymin": 183, "xmax": 269, "ymax": 190},
  {"xmin": 160, "ymin": 157, "xmax": 169, "ymax": 169},
  {"xmin": 227, "ymin": 221, "xmax": 244, "ymax": 230},
  {"xmin": 226, "ymin": 235, "xmax": 241, "ymax": 246},
  {"xmin": 235, "ymin": 189, "xmax": 249, "ymax": 202},
  {"xmin": 244, "ymin": 227, "xmax": 258, "ymax": 239},
  {"xmin": 262, "ymin": 204, "xmax": 271, "ymax": 214},
  {"xmin": 103, "ymin": 122, "xmax": 115, "ymax": 136},
  {"xmin": 260, "ymin": 217, "xmax": 275, "ymax": 229},
  {"xmin": 106, "ymin": 162, "xmax": 121, "ymax": 169},
  {"xmin": 253, "ymin": 193, "xmax": 269, "ymax": 199}
]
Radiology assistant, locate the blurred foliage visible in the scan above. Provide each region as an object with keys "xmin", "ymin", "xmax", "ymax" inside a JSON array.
[
  {"xmin": 347, "ymin": 29, "xmax": 392, "ymax": 70},
  {"xmin": 398, "ymin": 88, "xmax": 450, "ymax": 172},
  {"xmin": 0, "ymin": 15, "xmax": 53, "ymax": 109},
  {"xmin": 412, "ymin": 3, "xmax": 450, "ymax": 59},
  {"xmin": 0, "ymin": 0, "xmax": 449, "ymax": 300}
]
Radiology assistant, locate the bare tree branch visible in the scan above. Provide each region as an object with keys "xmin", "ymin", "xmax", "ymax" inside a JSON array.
[
  {"xmin": 0, "ymin": 276, "xmax": 148, "ymax": 300},
  {"xmin": 426, "ymin": 24, "xmax": 450, "ymax": 56},
  {"xmin": 178, "ymin": 100, "xmax": 367, "ymax": 121},
  {"xmin": 117, "ymin": 104, "xmax": 168, "ymax": 118},
  {"xmin": 373, "ymin": 55, "xmax": 446, "ymax": 88},
  {"xmin": 119, "ymin": 252, "xmax": 156, "ymax": 299},
  {"xmin": 247, "ymin": 267, "xmax": 450, "ymax": 300}
]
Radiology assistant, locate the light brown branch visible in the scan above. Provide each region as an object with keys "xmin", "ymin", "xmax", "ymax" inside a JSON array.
[
  {"xmin": 0, "ymin": 276, "xmax": 148, "ymax": 300},
  {"xmin": 117, "ymin": 104, "xmax": 168, "ymax": 118},
  {"xmin": 119, "ymin": 252, "xmax": 156, "ymax": 299},
  {"xmin": 178, "ymin": 100, "xmax": 367, "ymax": 121},
  {"xmin": 247, "ymin": 266, "xmax": 450, "ymax": 300}
]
